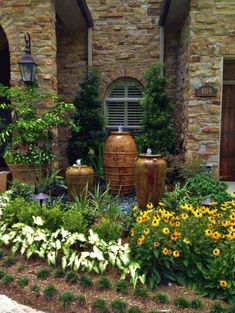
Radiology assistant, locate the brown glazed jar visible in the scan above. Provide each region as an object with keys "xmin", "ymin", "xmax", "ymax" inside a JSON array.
[
  {"xmin": 65, "ymin": 161, "xmax": 94, "ymax": 201},
  {"xmin": 103, "ymin": 131, "xmax": 137, "ymax": 195},
  {"xmin": 135, "ymin": 154, "xmax": 167, "ymax": 209}
]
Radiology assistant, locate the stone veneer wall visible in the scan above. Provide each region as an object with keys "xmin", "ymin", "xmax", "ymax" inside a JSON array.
[
  {"xmin": 185, "ymin": 0, "xmax": 235, "ymax": 175},
  {"xmin": 86, "ymin": 0, "xmax": 161, "ymax": 94},
  {"xmin": 0, "ymin": 0, "xmax": 57, "ymax": 96},
  {"xmin": 56, "ymin": 24, "xmax": 88, "ymax": 102}
]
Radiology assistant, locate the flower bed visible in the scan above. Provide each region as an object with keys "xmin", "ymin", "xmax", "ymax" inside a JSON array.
[{"xmin": 130, "ymin": 201, "xmax": 235, "ymax": 304}]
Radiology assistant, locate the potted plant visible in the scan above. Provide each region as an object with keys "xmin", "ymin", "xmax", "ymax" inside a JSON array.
[{"xmin": 0, "ymin": 85, "xmax": 74, "ymax": 185}]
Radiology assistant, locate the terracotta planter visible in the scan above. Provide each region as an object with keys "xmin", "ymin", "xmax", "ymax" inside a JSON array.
[
  {"xmin": 7, "ymin": 164, "xmax": 46, "ymax": 186},
  {"xmin": 103, "ymin": 132, "xmax": 137, "ymax": 195},
  {"xmin": 135, "ymin": 154, "xmax": 167, "ymax": 209},
  {"xmin": 65, "ymin": 164, "xmax": 94, "ymax": 201}
]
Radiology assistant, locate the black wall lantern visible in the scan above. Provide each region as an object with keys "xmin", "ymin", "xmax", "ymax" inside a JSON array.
[{"xmin": 18, "ymin": 33, "xmax": 37, "ymax": 85}]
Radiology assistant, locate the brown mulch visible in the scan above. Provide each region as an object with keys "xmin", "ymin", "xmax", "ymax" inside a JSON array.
[{"xmin": 0, "ymin": 247, "xmax": 224, "ymax": 313}]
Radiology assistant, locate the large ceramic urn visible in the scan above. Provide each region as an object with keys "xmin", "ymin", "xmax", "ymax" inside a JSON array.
[
  {"xmin": 65, "ymin": 159, "xmax": 94, "ymax": 201},
  {"xmin": 103, "ymin": 131, "xmax": 137, "ymax": 195},
  {"xmin": 135, "ymin": 151, "xmax": 167, "ymax": 209}
]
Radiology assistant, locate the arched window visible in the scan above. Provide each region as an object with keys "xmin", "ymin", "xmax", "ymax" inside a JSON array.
[{"xmin": 105, "ymin": 78, "xmax": 143, "ymax": 131}]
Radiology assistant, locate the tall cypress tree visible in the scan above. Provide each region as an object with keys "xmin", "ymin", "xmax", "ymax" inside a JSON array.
[
  {"xmin": 68, "ymin": 69, "xmax": 106, "ymax": 165},
  {"xmin": 137, "ymin": 63, "xmax": 175, "ymax": 155}
]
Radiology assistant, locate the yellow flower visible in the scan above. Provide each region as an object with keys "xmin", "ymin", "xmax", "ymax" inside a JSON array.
[
  {"xmin": 205, "ymin": 229, "xmax": 212, "ymax": 237},
  {"xmin": 183, "ymin": 238, "xmax": 190, "ymax": 245},
  {"xmin": 162, "ymin": 227, "xmax": 170, "ymax": 235},
  {"xmin": 136, "ymin": 216, "xmax": 143, "ymax": 224},
  {"xmin": 181, "ymin": 213, "xmax": 189, "ymax": 220},
  {"xmin": 137, "ymin": 235, "xmax": 145, "ymax": 246},
  {"xmin": 162, "ymin": 248, "xmax": 168, "ymax": 255},
  {"xmin": 130, "ymin": 229, "xmax": 135, "ymax": 237},
  {"xmin": 153, "ymin": 241, "xmax": 159, "ymax": 248},
  {"xmin": 173, "ymin": 250, "xmax": 180, "ymax": 258},
  {"xmin": 213, "ymin": 248, "xmax": 220, "ymax": 256},
  {"xmin": 146, "ymin": 202, "xmax": 154, "ymax": 210},
  {"xmin": 132, "ymin": 205, "xmax": 138, "ymax": 211},
  {"xmin": 152, "ymin": 218, "xmax": 160, "ymax": 227},
  {"xmin": 159, "ymin": 202, "xmax": 164, "ymax": 206},
  {"xmin": 219, "ymin": 280, "xmax": 227, "ymax": 288},
  {"xmin": 144, "ymin": 228, "xmax": 150, "ymax": 236},
  {"xmin": 175, "ymin": 221, "xmax": 180, "ymax": 227}
]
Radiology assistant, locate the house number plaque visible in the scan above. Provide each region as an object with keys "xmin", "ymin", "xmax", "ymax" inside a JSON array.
[{"xmin": 195, "ymin": 85, "xmax": 217, "ymax": 97}]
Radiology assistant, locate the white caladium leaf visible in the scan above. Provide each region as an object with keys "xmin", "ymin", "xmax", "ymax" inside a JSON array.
[
  {"xmin": 108, "ymin": 252, "xmax": 116, "ymax": 266},
  {"xmin": 76, "ymin": 233, "xmax": 86, "ymax": 242},
  {"xmin": 61, "ymin": 256, "xmax": 67, "ymax": 269},
  {"xmin": 1, "ymin": 234, "xmax": 10, "ymax": 245},
  {"xmin": 32, "ymin": 216, "xmax": 44, "ymax": 226},
  {"xmin": 99, "ymin": 260, "xmax": 108, "ymax": 273},
  {"xmin": 74, "ymin": 256, "xmax": 81, "ymax": 271},
  {"xmin": 26, "ymin": 248, "xmax": 34, "ymax": 259},
  {"xmin": 55, "ymin": 239, "xmax": 61, "ymax": 250},
  {"xmin": 22, "ymin": 225, "xmax": 34, "ymax": 235},
  {"xmin": 92, "ymin": 246, "xmax": 105, "ymax": 261},
  {"xmin": 88, "ymin": 229, "xmax": 99, "ymax": 243},
  {"xmin": 47, "ymin": 252, "xmax": 56, "ymax": 265},
  {"xmin": 119, "ymin": 252, "xmax": 130, "ymax": 266}
]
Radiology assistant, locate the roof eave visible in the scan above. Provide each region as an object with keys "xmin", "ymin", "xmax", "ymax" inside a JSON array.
[{"xmin": 76, "ymin": 0, "xmax": 94, "ymax": 28}]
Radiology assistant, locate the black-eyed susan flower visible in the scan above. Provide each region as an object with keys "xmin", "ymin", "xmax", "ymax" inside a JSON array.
[
  {"xmin": 183, "ymin": 238, "xmax": 190, "ymax": 245},
  {"xmin": 205, "ymin": 229, "xmax": 212, "ymax": 237},
  {"xmin": 152, "ymin": 218, "xmax": 160, "ymax": 227},
  {"xmin": 162, "ymin": 248, "xmax": 168, "ymax": 255},
  {"xmin": 213, "ymin": 248, "xmax": 220, "ymax": 256},
  {"xmin": 136, "ymin": 216, "xmax": 143, "ymax": 224},
  {"xmin": 153, "ymin": 241, "xmax": 159, "ymax": 248},
  {"xmin": 144, "ymin": 228, "xmax": 150, "ymax": 236},
  {"xmin": 162, "ymin": 227, "xmax": 170, "ymax": 235},
  {"xmin": 146, "ymin": 202, "xmax": 154, "ymax": 210},
  {"xmin": 173, "ymin": 250, "xmax": 180, "ymax": 258},
  {"xmin": 219, "ymin": 280, "xmax": 227, "ymax": 288}
]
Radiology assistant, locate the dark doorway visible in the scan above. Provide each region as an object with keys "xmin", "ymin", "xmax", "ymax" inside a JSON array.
[
  {"xmin": 220, "ymin": 60, "xmax": 235, "ymax": 180},
  {"xmin": 0, "ymin": 26, "xmax": 11, "ymax": 168}
]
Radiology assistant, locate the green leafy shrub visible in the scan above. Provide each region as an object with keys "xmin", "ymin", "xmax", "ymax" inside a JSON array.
[
  {"xmin": 59, "ymin": 291, "xmax": 74, "ymax": 308},
  {"xmin": 154, "ymin": 293, "xmax": 169, "ymax": 304},
  {"xmin": 76, "ymin": 295, "xmax": 86, "ymax": 305},
  {"xmin": 115, "ymin": 280, "xmax": 129, "ymax": 295},
  {"xmin": 37, "ymin": 268, "xmax": 50, "ymax": 280},
  {"xmin": 93, "ymin": 217, "xmax": 123, "ymax": 243},
  {"xmin": 2, "ymin": 274, "xmax": 14, "ymax": 285},
  {"xmin": 133, "ymin": 286, "xmax": 149, "ymax": 300},
  {"xmin": 190, "ymin": 298, "xmax": 203, "ymax": 309},
  {"xmin": 185, "ymin": 173, "xmax": 230, "ymax": 205},
  {"xmin": 79, "ymin": 274, "xmax": 93, "ymax": 288},
  {"xmin": 92, "ymin": 298, "xmax": 109, "ymax": 313},
  {"xmin": 97, "ymin": 276, "xmax": 112, "ymax": 290},
  {"xmin": 53, "ymin": 268, "xmax": 65, "ymax": 278},
  {"xmin": 136, "ymin": 62, "xmax": 175, "ymax": 155},
  {"xmin": 43, "ymin": 284, "xmax": 57, "ymax": 300},
  {"xmin": 0, "ymin": 269, "xmax": 6, "ymax": 279},
  {"xmin": 68, "ymin": 69, "xmax": 106, "ymax": 167},
  {"xmin": 9, "ymin": 180, "xmax": 33, "ymax": 201},
  {"xmin": 127, "ymin": 306, "xmax": 142, "ymax": 313},
  {"xmin": 76, "ymin": 294, "xmax": 87, "ymax": 305},
  {"xmin": 65, "ymin": 271, "xmax": 77, "ymax": 284},
  {"xmin": 173, "ymin": 297, "xmax": 190, "ymax": 308},
  {"xmin": 62, "ymin": 209, "xmax": 87, "ymax": 234},
  {"xmin": 41, "ymin": 206, "xmax": 64, "ymax": 232},
  {"xmin": 0, "ymin": 85, "xmax": 74, "ymax": 166},
  {"xmin": 3, "ymin": 256, "xmax": 16, "ymax": 267},
  {"xmin": 111, "ymin": 299, "xmax": 127, "ymax": 313},
  {"xmin": 17, "ymin": 277, "xmax": 29, "ymax": 288},
  {"xmin": 17, "ymin": 264, "xmax": 26, "ymax": 272},
  {"xmin": 31, "ymin": 284, "xmax": 40, "ymax": 293},
  {"xmin": 0, "ymin": 250, "xmax": 4, "ymax": 259},
  {"xmin": 210, "ymin": 302, "xmax": 227, "ymax": 313}
]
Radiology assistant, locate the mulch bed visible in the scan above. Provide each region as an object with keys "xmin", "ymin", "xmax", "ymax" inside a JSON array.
[{"xmin": 0, "ymin": 247, "xmax": 222, "ymax": 313}]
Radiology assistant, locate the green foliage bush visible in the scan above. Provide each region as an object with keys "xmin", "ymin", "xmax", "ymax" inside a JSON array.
[
  {"xmin": 2, "ymin": 274, "xmax": 14, "ymax": 285},
  {"xmin": 43, "ymin": 284, "xmax": 57, "ymax": 300},
  {"xmin": 17, "ymin": 276, "xmax": 29, "ymax": 288},
  {"xmin": 173, "ymin": 297, "xmax": 190, "ymax": 308},
  {"xmin": 133, "ymin": 286, "xmax": 149, "ymax": 300},
  {"xmin": 154, "ymin": 293, "xmax": 169, "ymax": 304},
  {"xmin": 111, "ymin": 299, "xmax": 127, "ymax": 313},
  {"xmin": 62, "ymin": 209, "xmax": 87, "ymax": 234},
  {"xmin": 65, "ymin": 271, "xmax": 77, "ymax": 284},
  {"xmin": 53, "ymin": 268, "xmax": 65, "ymax": 278},
  {"xmin": 136, "ymin": 63, "xmax": 175, "ymax": 155},
  {"xmin": 31, "ymin": 284, "xmax": 40, "ymax": 293},
  {"xmin": 93, "ymin": 217, "xmax": 123, "ymax": 242},
  {"xmin": 37, "ymin": 268, "xmax": 50, "ymax": 280},
  {"xmin": 76, "ymin": 294, "xmax": 87, "ymax": 305},
  {"xmin": 79, "ymin": 274, "xmax": 93, "ymax": 288},
  {"xmin": 59, "ymin": 291, "xmax": 74, "ymax": 308},
  {"xmin": 115, "ymin": 280, "xmax": 129, "ymax": 295},
  {"xmin": 92, "ymin": 298, "xmax": 109, "ymax": 313},
  {"xmin": 96, "ymin": 276, "xmax": 112, "ymax": 290},
  {"xmin": 127, "ymin": 306, "xmax": 142, "ymax": 313},
  {"xmin": 68, "ymin": 69, "xmax": 106, "ymax": 167},
  {"xmin": 3, "ymin": 256, "xmax": 16, "ymax": 267}
]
